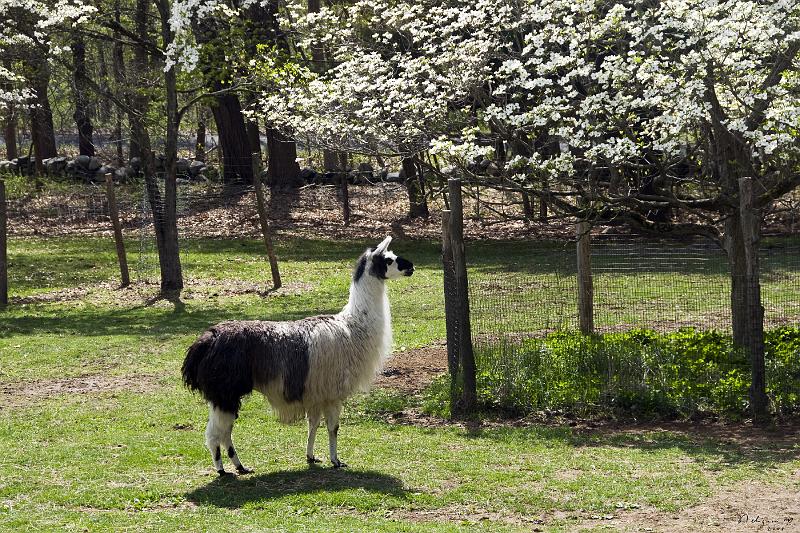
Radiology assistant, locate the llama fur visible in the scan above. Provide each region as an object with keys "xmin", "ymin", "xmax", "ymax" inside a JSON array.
[{"xmin": 182, "ymin": 236, "xmax": 414, "ymax": 474}]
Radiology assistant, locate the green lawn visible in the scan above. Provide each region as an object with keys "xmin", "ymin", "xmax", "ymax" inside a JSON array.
[{"xmin": 1, "ymin": 236, "xmax": 799, "ymax": 531}]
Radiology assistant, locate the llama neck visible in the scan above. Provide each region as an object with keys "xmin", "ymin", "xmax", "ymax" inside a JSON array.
[{"xmin": 343, "ymin": 276, "xmax": 389, "ymax": 322}]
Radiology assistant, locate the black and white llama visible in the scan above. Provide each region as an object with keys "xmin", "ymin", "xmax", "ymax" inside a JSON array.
[{"xmin": 182, "ymin": 236, "xmax": 414, "ymax": 474}]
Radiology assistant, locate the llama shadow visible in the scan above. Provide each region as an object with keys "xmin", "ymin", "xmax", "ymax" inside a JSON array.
[{"xmin": 186, "ymin": 467, "xmax": 407, "ymax": 509}]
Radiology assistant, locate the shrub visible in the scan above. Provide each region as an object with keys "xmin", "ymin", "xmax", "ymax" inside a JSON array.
[{"xmin": 464, "ymin": 327, "xmax": 800, "ymax": 419}]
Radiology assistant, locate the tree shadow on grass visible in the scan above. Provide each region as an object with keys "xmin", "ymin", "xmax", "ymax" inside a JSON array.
[{"xmin": 186, "ymin": 467, "xmax": 408, "ymax": 509}]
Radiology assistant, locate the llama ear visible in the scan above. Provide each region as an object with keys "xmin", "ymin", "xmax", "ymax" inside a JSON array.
[{"xmin": 374, "ymin": 235, "xmax": 392, "ymax": 254}]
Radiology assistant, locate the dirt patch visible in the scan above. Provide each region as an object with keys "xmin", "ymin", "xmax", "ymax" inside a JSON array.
[
  {"xmin": 573, "ymin": 478, "xmax": 800, "ymax": 532},
  {"xmin": 375, "ymin": 343, "xmax": 448, "ymax": 393},
  {"xmin": 9, "ymin": 279, "xmax": 314, "ymax": 307},
  {"xmin": 0, "ymin": 374, "xmax": 162, "ymax": 408},
  {"xmin": 388, "ymin": 505, "xmax": 544, "ymax": 527}
]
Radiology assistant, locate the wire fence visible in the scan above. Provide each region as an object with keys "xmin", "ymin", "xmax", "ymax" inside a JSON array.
[{"xmin": 467, "ymin": 235, "xmax": 800, "ymax": 417}]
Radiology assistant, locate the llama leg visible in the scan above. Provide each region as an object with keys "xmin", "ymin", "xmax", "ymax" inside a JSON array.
[
  {"xmin": 306, "ymin": 409, "xmax": 322, "ymax": 464},
  {"xmin": 221, "ymin": 420, "xmax": 252, "ymax": 475},
  {"xmin": 325, "ymin": 403, "xmax": 346, "ymax": 468},
  {"xmin": 205, "ymin": 405, "xmax": 237, "ymax": 476}
]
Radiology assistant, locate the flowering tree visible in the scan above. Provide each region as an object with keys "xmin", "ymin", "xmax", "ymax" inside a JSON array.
[
  {"xmin": 0, "ymin": 0, "xmax": 97, "ymax": 165},
  {"xmin": 258, "ymin": 0, "xmax": 800, "ymax": 420}
]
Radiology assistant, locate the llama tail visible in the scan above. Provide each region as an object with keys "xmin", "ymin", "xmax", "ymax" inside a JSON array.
[{"xmin": 182, "ymin": 329, "xmax": 216, "ymax": 393}]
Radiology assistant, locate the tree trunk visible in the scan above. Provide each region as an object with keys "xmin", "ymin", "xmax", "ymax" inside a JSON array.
[
  {"xmin": 734, "ymin": 178, "xmax": 769, "ymax": 423},
  {"xmin": 402, "ymin": 156, "xmax": 429, "ymax": 218},
  {"xmin": 1, "ymin": 60, "xmax": 17, "ymax": 161},
  {"xmin": 2, "ymin": 106, "xmax": 16, "ymax": 161},
  {"xmin": 72, "ymin": 34, "xmax": 95, "ymax": 157},
  {"xmin": 247, "ymin": 119, "xmax": 262, "ymax": 159},
  {"xmin": 195, "ymin": 108, "xmax": 207, "ymax": 162},
  {"xmin": 210, "ymin": 93, "xmax": 253, "ymax": 187},
  {"xmin": 112, "ymin": 5, "xmax": 126, "ymax": 164},
  {"xmin": 156, "ymin": 0, "xmax": 184, "ymax": 296},
  {"xmin": 266, "ymin": 127, "xmax": 301, "ymax": 188},
  {"xmin": 725, "ymin": 213, "xmax": 749, "ymax": 348},
  {"xmin": 128, "ymin": 0, "xmax": 152, "ymax": 169},
  {"xmin": 29, "ymin": 54, "xmax": 57, "ymax": 169}
]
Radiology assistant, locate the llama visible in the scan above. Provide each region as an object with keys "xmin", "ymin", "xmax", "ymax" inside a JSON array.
[{"xmin": 181, "ymin": 236, "xmax": 414, "ymax": 474}]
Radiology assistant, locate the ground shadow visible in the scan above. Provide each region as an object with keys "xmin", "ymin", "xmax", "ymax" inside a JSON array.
[
  {"xmin": 457, "ymin": 420, "xmax": 800, "ymax": 471},
  {"xmin": 186, "ymin": 467, "xmax": 407, "ymax": 509}
]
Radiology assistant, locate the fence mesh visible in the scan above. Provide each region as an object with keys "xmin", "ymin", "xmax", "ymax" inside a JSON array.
[{"xmin": 467, "ymin": 235, "xmax": 800, "ymax": 416}]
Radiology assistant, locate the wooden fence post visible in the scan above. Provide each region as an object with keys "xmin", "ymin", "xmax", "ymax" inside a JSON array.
[
  {"xmin": 252, "ymin": 153, "xmax": 282, "ymax": 290},
  {"xmin": 739, "ymin": 177, "xmax": 768, "ymax": 423},
  {"xmin": 447, "ymin": 178, "xmax": 476, "ymax": 415},
  {"xmin": 576, "ymin": 215, "xmax": 594, "ymax": 334},
  {"xmin": 441, "ymin": 210, "xmax": 461, "ymax": 414},
  {"xmin": 339, "ymin": 152, "xmax": 350, "ymax": 225},
  {"xmin": 105, "ymin": 173, "xmax": 130, "ymax": 287},
  {"xmin": 0, "ymin": 178, "xmax": 7, "ymax": 307}
]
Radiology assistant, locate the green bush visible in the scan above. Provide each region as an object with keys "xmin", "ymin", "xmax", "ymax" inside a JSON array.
[{"xmin": 465, "ymin": 327, "xmax": 800, "ymax": 418}]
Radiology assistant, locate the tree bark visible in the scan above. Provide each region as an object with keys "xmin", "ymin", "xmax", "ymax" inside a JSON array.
[
  {"xmin": 128, "ymin": 0, "xmax": 152, "ymax": 172},
  {"xmin": 210, "ymin": 93, "xmax": 254, "ymax": 187},
  {"xmin": 195, "ymin": 108, "xmax": 207, "ymax": 162},
  {"xmin": 112, "ymin": 0, "xmax": 126, "ymax": 164},
  {"xmin": 738, "ymin": 177, "xmax": 769, "ymax": 423},
  {"xmin": 447, "ymin": 178, "xmax": 476, "ymax": 416},
  {"xmin": 402, "ymin": 156, "xmax": 429, "ymax": 218},
  {"xmin": 2, "ymin": 106, "xmax": 16, "ymax": 161},
  {"xmin": 72, "ymin": 34, "xmax": 95, "ymax": 156},
  {"xmin": 156, "ymin": 0, "xmax": 184, "ymax": 296},
  {"xmin": 247, "ymin": 119, "xmax": 262, "ymax": 159},
  {"xmin": 266, "ymin": 127, "xmax": 301, "ymax": 188},
  {"xmin": 29, "ymin": 54, "xmax": 57, "ymax": 169},
  {"xmin": 577, "ymin": 216, "xmax": 594, "ymax": 334}
]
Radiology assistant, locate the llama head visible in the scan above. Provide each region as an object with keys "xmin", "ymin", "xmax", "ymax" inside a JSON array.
[{"xmin": 353, "ymin": 236, "xmax": 414, "ymax": 282}]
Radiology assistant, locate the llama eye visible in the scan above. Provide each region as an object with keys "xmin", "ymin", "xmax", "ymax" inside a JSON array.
[{"xmin": 386, "ymin": 258, "xmax": 394, "ymax": 265}]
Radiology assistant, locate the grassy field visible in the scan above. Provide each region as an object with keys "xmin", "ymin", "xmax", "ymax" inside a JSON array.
[{"xmin": 1, "ymin": 236, "xmax": 799, "ymax": 531}]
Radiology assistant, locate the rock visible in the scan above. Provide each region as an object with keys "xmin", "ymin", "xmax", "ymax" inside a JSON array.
[
  {"xmin": 87, "ymin": 157, "xmax": 102, "ymax": 171},
  {"xmin": 75, "ymin": 154, "xmax": 91, "ymax": 169},
  {"xmin": 298, "ymin": 167, "xmax": 318, "ymax": 183},
  {"xmin": 65, "ymin": 160, "xmax": 76, "ymax": 175},
  {"xmin": 188, "ymin": 160, "xmax": 205, "ymax": 178},
  {"xmin": 386, "ymin": 171, "xmax": 402, "ymax": 182},
  {"xmin": 97, "ymin": 165, "xmax": 116, "ymax": 178},
  {"xmin": 113, "ymin": 167, "xmax": 128, "ymax": 182},
  {"xmin": 176, "ymin": 158, "xmax": 191, "ymax": 175},
  {"xmin": 356, "ymin": 162, "xmax": 374, "ymax": 183},
  {"xmin": 45, "ymin": 156, "xmax": 68, "ymax": 175}
]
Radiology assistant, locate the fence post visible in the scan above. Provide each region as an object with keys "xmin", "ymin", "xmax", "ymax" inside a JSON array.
[
  {"xmin": 0, "ymin": 178, "xmax": 7, "ymax": 307},
  {"xmin": 339, "ymin": 152, "xmax": 350, "ymax": 225},
  {"xmin": 576, "ymin": 214, "xmax": 594, "ymax": 334},
  {"xmin": 447, "ymin": 178, "xmax": 476, "ymax": 415},
  {"xmin": 105, "ymin": 173, "xmax": 130, "ymax": 287},
  {"xmin": 251, "ymin": 153, "xmax": 282, "ymax": 290},
  {"xmin": 441, "ymin": 210, "xmax": 461, "ymax": 413},
  {"xmin": 739, "ymin": 177, "xmax": 768, "ymax": 423}
]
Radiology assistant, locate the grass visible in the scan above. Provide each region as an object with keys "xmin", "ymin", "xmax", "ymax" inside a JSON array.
[{"xmin": 1, "ymin": 235, "xmax": 799, "ymax": 531}]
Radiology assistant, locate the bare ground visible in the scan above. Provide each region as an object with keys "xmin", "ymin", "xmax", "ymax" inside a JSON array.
[{"xmin": 0, "ymin": 373, "xmax": 162, "ymax": 408}]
